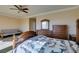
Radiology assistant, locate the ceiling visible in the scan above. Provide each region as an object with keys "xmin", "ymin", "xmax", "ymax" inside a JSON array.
[{"xmin": 0, "ymin": 5, "xmax": 78, "ymax": 19}]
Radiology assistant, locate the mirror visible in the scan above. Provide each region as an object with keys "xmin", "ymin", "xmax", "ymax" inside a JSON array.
[{"xmin": 41, "ymin": 19, "xmax": 49, "ymax": 29}]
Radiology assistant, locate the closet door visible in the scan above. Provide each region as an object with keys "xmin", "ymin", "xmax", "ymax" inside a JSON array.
[
  {"xmin": 76, "ymin": 19, "xmax": 79, "ymax": 42},
  {"xmin": 52, "ymin": 25, "xmax": 68, "ymax": 39}
]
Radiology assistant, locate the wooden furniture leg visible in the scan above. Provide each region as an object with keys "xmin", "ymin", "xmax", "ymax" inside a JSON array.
[
  {"xmin": 0, "ymin": 33, "xmax": 3, "ymax": 38},
  {"xmin": 12, "ymin": 34, "xmax": 17, "ymax": 49}
]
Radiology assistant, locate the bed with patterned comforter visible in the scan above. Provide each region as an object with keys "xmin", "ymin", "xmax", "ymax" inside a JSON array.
[{"xmin": 13, "ymin": 35, "xmax": 79, "ymax": 53}]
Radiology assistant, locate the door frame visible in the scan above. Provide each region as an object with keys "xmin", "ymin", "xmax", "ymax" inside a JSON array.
[{"xmin": 29, "ymin": 17, "xmax": 36, "ymax": 31}]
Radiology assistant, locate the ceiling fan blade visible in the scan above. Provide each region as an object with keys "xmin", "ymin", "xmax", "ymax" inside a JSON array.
[
  {"xmin": 19, "ymin": 5, "xmax": 22, "ymax": 7},
  {"xmin": 23, "ymin": 10, "xmax": 28, "ymax": 13},
  {"xmin": 23, "ymin": 8, "xmax": 29, "ymax": 10},
  {"xmin": 14, "ymin": 5, "xmax": 20, "ymax": 10},
  {"xmin": 14, "ymin": 5, "xmax": 29, "ymax": 13},
  {"xmin": 10, "ymin": 8, "xmax": 18, "ymax": 10}
]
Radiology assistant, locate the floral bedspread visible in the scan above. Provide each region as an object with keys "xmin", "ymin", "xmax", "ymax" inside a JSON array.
[{"xmin": 13, "ymin": 35, "xmax": 79, "ymax": 53}]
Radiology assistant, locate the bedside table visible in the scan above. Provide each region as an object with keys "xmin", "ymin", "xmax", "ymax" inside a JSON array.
[{"xmin": 69, "ymin": 34, "xmax": 76, "ymax": 41}]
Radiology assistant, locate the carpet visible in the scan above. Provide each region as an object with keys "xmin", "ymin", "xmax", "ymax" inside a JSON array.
[
  {"xmin": 0, "ymin": 36, "xmax": 14, "ymax": 53},
  {"xmin": 0, "ymin": 46, "xmax": 12, "ymax": 53},
  {"xmin": 0, "ymin": 35, "xmax": 19, "ymax": 53}
]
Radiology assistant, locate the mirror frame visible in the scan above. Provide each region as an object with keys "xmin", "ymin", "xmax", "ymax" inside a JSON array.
[{"xmin": 41, "ymin": 19, "xmax": 50, "ymax": 30}]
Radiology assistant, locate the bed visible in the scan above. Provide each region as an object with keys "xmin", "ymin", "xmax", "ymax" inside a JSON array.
[
  {"xmin": 12, "ymin": 35, "xmax": 79, "ymax": 53},
  {"xmin": 12, "ymin": 25, "xmax": 79, "ymax": 53}
]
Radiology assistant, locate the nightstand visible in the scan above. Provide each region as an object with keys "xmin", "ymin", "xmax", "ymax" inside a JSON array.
[{"xmin": 69, "ymin": 34, "xmax": 76, "ymax": 41}]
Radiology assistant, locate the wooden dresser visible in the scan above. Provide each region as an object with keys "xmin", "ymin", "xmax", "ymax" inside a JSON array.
[
  {"xmin": 76, "ymin": 19, "xmax": 79, "ymax": 42},
  {"xmin": 36, "ymin": 29, "xmax": 52, "ymax": 37},
  {"xmin": 52, "ymin": 25, "xmax": 68, "ymax": 39}
]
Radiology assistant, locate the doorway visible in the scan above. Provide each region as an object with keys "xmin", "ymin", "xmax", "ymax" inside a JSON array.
[{"xmin": 29, "ymin": 17, "xmax": 36, "ymax": 31}]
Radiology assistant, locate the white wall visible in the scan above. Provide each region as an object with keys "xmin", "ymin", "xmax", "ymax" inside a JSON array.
[
  {"xmin": 0, "ymin": 16, "xmax": 22, "ymax": 30},
  {"xmin": 19, "ymin": 18, "xmax": 29, "ymax": 32},
  {"xmin": 0, "ymin": 15, "xmax": 29, "ymax": 32},
  {"xmin": 36, "ymin": 8, "xmax": 79, "ymax": 35}
]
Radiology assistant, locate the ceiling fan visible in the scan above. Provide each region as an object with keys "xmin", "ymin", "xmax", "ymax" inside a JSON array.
[{"xmin": 10, "ymin": 5, "xmax": 29, "ymax": 13}]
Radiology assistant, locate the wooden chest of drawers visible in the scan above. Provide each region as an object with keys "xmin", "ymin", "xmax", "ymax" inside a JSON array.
[
  {"xmin": 52, "ymin": 25, "xmax": 68, "ymax": 39},
  {"xmin": 76, "ymin": 19, "xmax": 79, "ymax": 42}
]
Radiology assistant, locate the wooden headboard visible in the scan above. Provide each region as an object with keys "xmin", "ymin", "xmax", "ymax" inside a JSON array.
[{"xmin": 12, "ymin": 31, "xmax": 37, "ymax": 48}]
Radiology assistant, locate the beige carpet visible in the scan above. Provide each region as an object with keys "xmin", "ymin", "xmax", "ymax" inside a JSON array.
[
  {"xmin": 0, "ymin": 36, "xmax": 13, "ymax": 50},
  {"xmin": 0, "ymin": 35, "xmax": 19, "ymax": 53}
]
